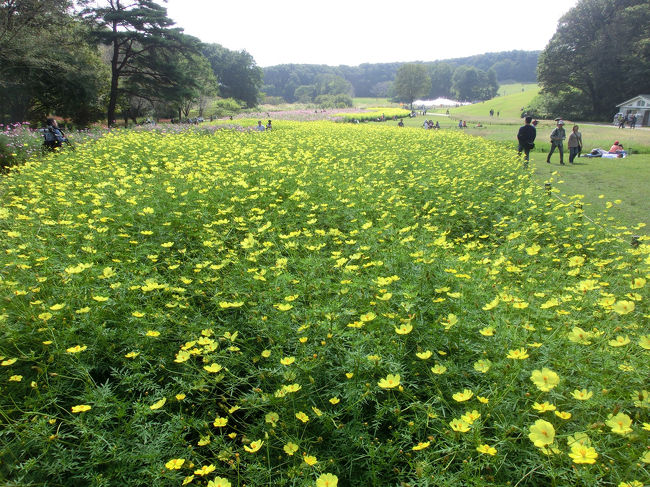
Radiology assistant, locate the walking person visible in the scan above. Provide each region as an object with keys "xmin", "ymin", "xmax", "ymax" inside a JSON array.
[
  {"xmin": 517, "ymin": 116, "xmax": 536, "ymax": 166},
  {"xmin": 546, "ymin": 120, "xmax": 566, "ymax": 165},
  {"xmin": 567, "ymin": 125, "xmax": 582, "ymax": 164}
]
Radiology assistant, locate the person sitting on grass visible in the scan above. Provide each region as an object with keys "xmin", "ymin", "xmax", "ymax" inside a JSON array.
[{"xmin": 608, "ymin": 141, "xmax": 627, "ymax": 156}]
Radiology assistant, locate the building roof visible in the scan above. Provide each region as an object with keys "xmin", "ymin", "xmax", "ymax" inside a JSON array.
[{"xmin": 617, "ymin": 94, "xmax": 650, "ymax": 107}]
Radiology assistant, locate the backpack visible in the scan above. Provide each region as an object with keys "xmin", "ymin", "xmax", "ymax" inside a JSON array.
[{"xmin": 44, "ymin": 127, "xmax": 64, "ymax": 143}]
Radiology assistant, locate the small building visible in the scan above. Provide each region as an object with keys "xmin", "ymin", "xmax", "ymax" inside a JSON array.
[{"xmin": 616, "ymin": 95, "xmax": 650, "ymax": 126}]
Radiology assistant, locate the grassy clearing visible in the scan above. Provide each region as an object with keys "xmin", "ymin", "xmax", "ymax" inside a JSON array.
[
  {"xmin": 1, "ymin": 122, "xmax": 648, "ymax": 486},
  {"xmin": 449, "ymin": 86, "xmax": 541, "ymax": 121}
]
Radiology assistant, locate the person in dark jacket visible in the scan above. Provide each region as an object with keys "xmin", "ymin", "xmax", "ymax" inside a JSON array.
[
  {"xmin": 42, "ymin": 118, "xmax": 66, "ymax": 150},
  {"xmin": 517, "ymin": 116, "xmax": 536, "ymax": 164}
]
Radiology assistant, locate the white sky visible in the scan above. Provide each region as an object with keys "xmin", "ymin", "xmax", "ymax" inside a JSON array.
[{"xmin": 165, "ymin": 0, "xmax": 580, "ymax": 67}]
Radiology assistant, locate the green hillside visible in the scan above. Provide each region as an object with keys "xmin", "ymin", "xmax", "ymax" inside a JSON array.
[{"xmin": 450, "ymin": 83, "xmax": 539, "ymax": 121}]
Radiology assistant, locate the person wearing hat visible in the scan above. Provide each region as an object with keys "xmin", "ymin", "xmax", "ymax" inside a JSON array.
[
  {"xmin": 608, "ymin": 141, "xmax": 624, "ymax": 153},
  {"xmin": 547, "ymin": 120, "xmax": 566, "ymax": 165}
]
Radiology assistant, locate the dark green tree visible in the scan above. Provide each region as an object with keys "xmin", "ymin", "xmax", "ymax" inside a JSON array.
[
  {"xmin": 428, "ymin": 62, "xmax": 453, "ymax": 98},
  {"xmin": 0, "ymin": 0, "xmax": 108, "ymax": 125},
  {"xmin": 451, "ymin": 66, "xmax": 498, "ymax": 101},
  {"xmin": 81, "ymin": 0, "xmax": 200, "ymax": 126},
  {"xmin": 393, "ymin": 64, "xmax": 431, "ymax": 108},
  {"xmin": 537, "ymin": 0, "xmax": 650, "ymax": 119},
  {"xmin": 202, "ymin": 44, "xmax": 263, "ymax": 107}
]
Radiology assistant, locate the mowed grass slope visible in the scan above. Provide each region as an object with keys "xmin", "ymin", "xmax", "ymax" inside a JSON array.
[
  {"xmin": 1, "ymin": 122, "xmax": 648, "ymax": 486},
  {"xmin": 449, "ymin": 83, "xmax": 540, "ymax": 121}
]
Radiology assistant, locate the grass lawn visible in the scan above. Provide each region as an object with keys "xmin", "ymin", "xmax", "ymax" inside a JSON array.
[
  {"xmin": 380, "ymin": 113, "xmax": 650, "ymax": 231},
  {"xmin": 449, "ymin": 84, "xmax": 540, "ymax": 121}
]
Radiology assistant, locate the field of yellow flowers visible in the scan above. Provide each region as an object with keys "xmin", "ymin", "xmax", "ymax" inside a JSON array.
[{"xmin": 0, "ymin": 121, "xmax": 648, "ymax": 487}]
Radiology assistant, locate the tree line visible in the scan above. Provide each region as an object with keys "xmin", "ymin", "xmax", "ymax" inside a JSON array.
[
  {"xmin": 262, "ymin": 50, "xmax": 539, "ymax": 104},
  {"xmin": 0, "ymin": 0, "xmax": 263, "ymax": 127},
  {"xmin": 531, "ymin": 0, "xmax": 649, "ymax": 121}
]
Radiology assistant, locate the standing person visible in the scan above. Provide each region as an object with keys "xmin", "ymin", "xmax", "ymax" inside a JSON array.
[
  {"xmin": 546, "ymin": 120, "xmax": 566, "ymax": 165},
  {"xmin": 255, "ymin": 120, "xmax": 265, "ymax": 131},
  {"xmin": 567, "ymin": 125, "xmax": 583, "ymax": 164},
  {"xmin": 630, "ymin": 114, "xmax": 637, "ymax": 129},
  {"xmin": 517, "ymin": 116, "xmax": 536, "ymax": 165},
  {"xmin": 266, "ymin": 119, "xmax": 272, "ymax": 130},
  {"xmin": 398, "ymin": 119, "xmax": 404, "ymax": 127}
]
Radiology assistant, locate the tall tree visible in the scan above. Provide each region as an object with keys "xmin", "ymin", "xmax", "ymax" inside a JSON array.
[
  {"xmin": 202, "ymin": 44, "xmax": 263, "ymax": 107},
  {"xmin": 393, "ymin": 64, "xmax": 431, "ymax": 108},
  {"xmin": 81, "ymin": 0, "xmax": 200, "ymax": 126},
  {"xmin": 451, "ymin": 66, "xmax": 498, "ymax": 102},
  {"xmin": 1, "ymin": 0, "xmax": 107, "ymax": 124},
  {"xmin": 537, "ymin": 0, "xmax": 650, "ymax": 119}
]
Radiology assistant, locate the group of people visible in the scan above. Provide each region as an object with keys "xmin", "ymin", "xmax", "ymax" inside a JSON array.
[
  {"xmin": 616, "ymin": 113, "xmax": 637, "ymax": 129},
  {"xmin": 518, "ymin": 117, "xmax": 629, "ymax": 165},
  {"xmin": 255, "ymin": 120, "xmax": 272, "ymax": 131},
  {"xmin": 517, "ymin": 118, "xmax": 583, "ymax": 165},
  {"xmin": 421, "ymin": 120, "xmax": 440, "ymax": 129}
]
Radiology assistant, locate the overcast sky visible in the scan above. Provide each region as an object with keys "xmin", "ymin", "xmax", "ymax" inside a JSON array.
[{"xmin": 165, "ymin": 0, "xmax": 580, "ymax": 67}]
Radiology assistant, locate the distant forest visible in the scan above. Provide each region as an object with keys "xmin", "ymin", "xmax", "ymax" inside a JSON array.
[{"xmin": 263, "ymin": 51, "xmax": 539, "ymax": 102}]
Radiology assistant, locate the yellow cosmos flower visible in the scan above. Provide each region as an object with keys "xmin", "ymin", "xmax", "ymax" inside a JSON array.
[
  {"xmin": 528, "ymin": 419, "xmax": 555, "ymax": 447},
  {"xmin": 640, "ymin": 451, "xmax": 650, "ymax": 463},
  {"xmin": 175, "ymin": 393, "xmax": 186, "ymax": 401},
  {"xmin": 567, "ymin": 326, "xmax": 592, "ymax": 344},
  {"xmin": 165, "ymin": 458, "xmax": 185, "ymax": 470},
  {"xmin": 149, "ymin": 398, "xmax": 166, "ymax": 410},
  {"xmin": 193, "ymin": 464, "xmax": 215, "ymax": 476},
  {"xmin": 530, "ymin": 368, "xmax": 560, "ymax": 392},
  {"xmin": 473, "ymin": 359, "xmax": 491, "ymax": 373},
  {"xmin": 303, "ymin": 455, "xmax": 318, "ymax": 466},
  {"xmin": 66, "ymin": 345, "xmax": 87, "ymax": 354},
  {"xmin": 359, "ymin": 312, "xmax": 376, "ymax": 322},
  {"xmin": 244, "ymin": 440, "xmax": 263, "ymax": 453},
  {"xmin": 174, "ymin": 350, "xmax": 190, "ymax": 363},
  {"xmin": 394, "ymin": 323, "xmax": 413, "ymax": 335},
  {"xmin": 125, "ymin": 351, "xmax": 140, "ymax": 358},
  {"xmin": 571, "ymin": 389, "xmax": 593, "ymax": 400},
  {"xmin": 213, "ymin": 417, "xmax": 228, "ymax": 427},
  {"xmin": 71, "ymin": 404, "xmax": 92, "ymax": 413},
  {"xmin": 452, "ymin": 389, "xmax": 474, "ymax": 402},
  {"xmin": 612, "ymin": 300, "xmax": 634, "ymax": 315},
  {"xmin": 449, "ymin": 419, "xmax": 470, "ymax": 432},
  {"xmin": 280, "ymin": 356, "xmax": 295, "ymax": 365},
  {"xmin": 479, "ymin": 326, "xmax": 495, "ymax": 336},
  {"xmin": 416, "ymin": 350, "xmax": 432, "ymax": 360},
  {"xmin": 219, "ymin": 301, "xmax": 244, "ymax": 309},
  {"xmin": 568, "ymin": 444, "xmax": 598, "ymax": 464},
  {"xmin": 261, "ymin": 349, "xmax": 271, "ymax": 358},
  {"xmin": 378, "ymin": 374, "xmax": 400, "ymax": 389},
  {"xmin": 203, "ymin": 363, "xmax": 223, "ymax": 373},
  {"xmin": 316, "ymin": 473, "xmax": 338, "ymax": 487},
  {"xmin": 608, "ymin": 335, "xmax": 630, "ymax": 347},
  {"xmin": 630, "ymin": 277, "xmax": 646, "ymax": 289},
  {"xmin": 283, "ymin": 442, "xmax": 299, "ymax": 455},
  {"xmin": 274, "ymin": 303, "xmax": 293, "ymax": 311},
  {"xmin": 131, "ymin": 311, "xmax": 145, "ymax": 317},
  {"xmin": 207, "ymin": 477, "xmax": 232, "ymax": 487},
  {"xmin": 476, "ymin": 444, "xmax": 497, "ymax": 455},
  {"xmin": 606, "ymin": 412, "xmax": 633, "ymax": 435},
  {"xmin": 430, "ymin": 364, "xmax": 447, "ymax": 374},
  {"xmin": 532, "ymin": 401, "xmax": 556, "ymax": 412},
  {"xmin": 412, "ymin": 441, "xmax": 430, "ymax": 451},
  {"xmin": 265, "ymin": 412, "xmax": 279, "ymax": 427},
  {"xmin": 295, "ymin": 411, "xmax": 309, "ymax": 423},
  {"xmin": 9, "ymin": 375, "xmax": 23, "ymax": 382},
  {"xmin": 145, "ymin": 330, "xmax": 160, "ymax": 337},
  {"xmin": 329, "ymin": 397, "xmax": 340, "ymax": 404},
  {"xmin": 1, "ymin": 358, "xmax": 17, "ymax": 366},
  {"xmin": 506, "ymin": 348, "xmax": 529, "ymax": 360},
  {"xmin": 554, "ymin": 411, "xmax": 571, "ymax": 420}
]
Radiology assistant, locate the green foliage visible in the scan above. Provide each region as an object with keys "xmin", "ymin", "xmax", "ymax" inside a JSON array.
[
  {"xmin": 202, "ymin": 44, "xmax": 264, "ymax": 108},
  {"xmin": 393, "ymin": 64, "xmax": 431, "ymax": 108},
  {"xmin": 82, "ymin": 0, "xmax": 202, "ymax": 126},
  {"xmin": 0, "ymin": 123, "xmax": 648, "ymax": 486},
  {"xmin": 537, "ymin": 0, "xmax": 650, "ymax": 120},
  {"xmin": 0, "ymin": 1, "xmax": 108, "ymax": 125},
  {"xmin": 451, "ymin": 66, "xmax": 499, "ymax": 102}
]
